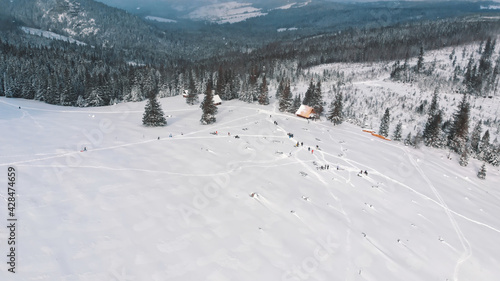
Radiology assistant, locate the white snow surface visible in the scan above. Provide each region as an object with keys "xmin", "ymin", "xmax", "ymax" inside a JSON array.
[
  {"xmin": 187, "ymin": 1, "xmax": 267, "ymax": 24},
  {"xmin": 1, "ymin": 92, "xmax": 499, "ymax": 280},
  {"xmin": 145, "ymin": 16, "xmax": 177, "ymax": 23},
  {"xmin": 21, "ymin": 27, "xmax": 87, "ymax": 46}
]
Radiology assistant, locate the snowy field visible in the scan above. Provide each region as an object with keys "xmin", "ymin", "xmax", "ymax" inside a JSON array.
[{"xmin": 1, "ymin": 93, "xmax": 499, "ymax": 281}]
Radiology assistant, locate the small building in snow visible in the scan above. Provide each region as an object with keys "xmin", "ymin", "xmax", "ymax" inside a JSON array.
[
  {"xmin": 295, "ymin": 104, "xmax": 317, "ymax": 119},
  {"xmin": 213, "ymin": 94, "xmax": 222, "ymax": 105}
]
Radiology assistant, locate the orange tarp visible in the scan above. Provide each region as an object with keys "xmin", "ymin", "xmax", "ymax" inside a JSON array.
[{"xmin": 371, "ymin": 132, "xmax": 391, "ymax": 141}]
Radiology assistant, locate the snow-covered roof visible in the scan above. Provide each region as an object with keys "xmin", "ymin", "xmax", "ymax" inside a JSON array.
[
  {"xmin": 213, "ymin": 94, "xmax": 222, "ymax": 105},
  {"xmin": 295, "ymin": 104, "xmax": 315, "ymax": 118}
]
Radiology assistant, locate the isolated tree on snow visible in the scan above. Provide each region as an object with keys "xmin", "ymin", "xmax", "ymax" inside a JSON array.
[
  {"xmin": 477, "ymin": 163, "xmax": 487, "ymax": 180},
  {"xmin": 258, "ymin": 75, "xmax": 269, "ymax": 105},
  {"xmin": 200, "ymin": 78, "xmax": 217, "ymax": 125},
  {"xmin": 379, "ymin": 108, "xmax": 390, "ymax": 137},
  {"xmin": 392, "ymin": 121, "xmax": 403, "ymax": 141},
  {"xmin": 142, "ymin": 90, "xmax": 166, "ymax": 127},
  {"xmin": 327, "ymin": 91, "xmax": 343, "ymax": 125}
]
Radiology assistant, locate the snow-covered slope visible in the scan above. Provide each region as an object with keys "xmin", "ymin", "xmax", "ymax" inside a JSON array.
[
  {"xmin": 21, "ymin": 27, "xmax": 87, "ymax": 46},
  {"xmin": 187, "ymin": 2, "xmax": 267, "ymax": 24},
  {"xmin": 1, "ymin": 92, "xmax": 499, "ymax": 280},
  {"xmin": 145, "ymin": 16, "xmax": 177, "ymax": 23},
  {"xmin": 306, "ymin": 39, "xmax": 500, "ymax": 144}
]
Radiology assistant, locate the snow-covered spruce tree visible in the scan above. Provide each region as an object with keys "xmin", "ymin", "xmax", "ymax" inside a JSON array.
[
  {"xmin": 186, "ymin": 73, "xmax": 199, "ymax": 105},
  {"xmin": 312, "ymin": 81, "xmax": 324, "ymax": 116},
  {"xmin": 142, "ymin": 89, "xmax": 166, "ymax": 127},
  {"xmin": 258, "ymin": 75, "xmax": 269, "ymax": 105},
  {"xmin": 186, "ymin": 91, "xmax": 199, "ymax": 105},
  {"xmin": 404, "ymin": 132, "xmax": 413, "ymax": 146},
  {"xmin": 275, "ymin": 78, "xmax": 284, "ymax": 99},
  {"xmin": 416, "ymin": 45, "xmax": 424, "ymax": 73},
  {"xmin": 379, "ymin": 108, "xmax": 390, "ymax": 137},
  {"xmin": 239, "ymin": 76, "xmax": 254, "ymax": 103},
  {"xmin": 288, "ymin": 94, "xmax": 301, "ymax": 114},
  {"xmin": 327, "ymin": 91, "xmax": 343, "ymax": 125},
  {"xmin": 200, "ymin": 78, "xmax": 217, "ymax": 125},
  {"xmin": 459, "ymin": 148, "xmax": 469, "ymax": 167},
  {"xmin": 470, "ymin": 120, "xmax": 483, "ymax": 155},
  {"xmin": 448, "ymin": 92, "xmax": 470, "ymax": 153},
  {"xmin": 279, "ymin": 79, "xmax": 292, "ymax": 112},
  {"xmin": 392, "ymin": 121, "xmax": 403, "ymax": 141},
  {"xmin": 423, "ymin": 110, "xmax": 444, "ymax": 148},
  {"xmin": 302, "ymin": 80, "xmax": 315, "ymax": 106},
  {"xmin": 423, "ymin": 89, "xmax": 442, "ymax": 147},
  {"xmin": 477, "ymin": 163, "xmax": 487, "ymax": 180}
]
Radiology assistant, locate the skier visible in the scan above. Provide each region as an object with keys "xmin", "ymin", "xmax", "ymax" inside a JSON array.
[
  {"xmin": 83, "ymin": 147, "xmax": 87, "ymax": 151},
  {"xmin": 308, "ymin": 147, "xmax": 311, "ymax": 152},
  {"xmin": 364, "ymin": 170, "xmax": 368, "ymax": 175},
  {"xmin": 311, "ymin": 149, "xmax": 314, "ymax": 154}
]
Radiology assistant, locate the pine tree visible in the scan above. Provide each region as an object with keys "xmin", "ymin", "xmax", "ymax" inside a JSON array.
[
  {"xmin": 423, "ymin": 110, "xmax": 444, "ymax": 148},
  {"xmin": 215, "ymin": 65, "xmax": 226, "ymax": 99},
  {"xmin": 470, "ymin": 121, "xmax": 482, "ymax": 154},
  {"xmin": 276, "ymin": 78, "xmax": 284, "ymax": 99},
  {"xmin": 459, "ymin": 148, "xmax": 469, "ymax": 167},
  {"xmin": 186, "ymin": 72, "xmax": 199, "ymax": 105},
  {"xmin": 289, "ymin": 94, "xmax": 301, "ymax": 114},
  {"xmin": 464, "ymin": 55, "xmax": 476, "ymax": 95},
  {"xmin": 327, "ymin": 91, "xmax": 343, "ymax": 125},
  {"xmin": 142, "ymin": 89, "xmax": 166, "ymax": 127},
  {"xmin": 423, "ymin": 89, "xmax": 443, "ymax": 147},
  {"xmin": 258, "ymin": 75, "xmax": 269, "ymax": 105},
  {"xmin": 379, "ymin": 108, "xmax": 390, "ymax": 137},
  {"xmin": 448, "ymin": 92, "xmax": 470, "ymax": 153},
  {"xmin": 302, "ymin": 80, "xmax": 315, "ymax": 106},
  {"xmin": 416, "ymin": 45, "xmax": 424, "ymax": 73},
  {"xmin": 311, "ymin": 81, "xmax": 324, "ymax": 116},
  {"xmin": 477, "ymin": 163, "xmax": 487, "ymax": 180},
  {"xmin": 200, "ymin": 78, "xmax": 217, "ymax": 125},
  {"xmin": 404, "ymin": 132, "xmax": 413, "ymax": 146},
  {"xmin": 392, "ymin": 121, "xmax": 403, "ymax": 141},
  {"xmin": 279, "ymin": 79, "xmax": 292, "ymax": 112}
]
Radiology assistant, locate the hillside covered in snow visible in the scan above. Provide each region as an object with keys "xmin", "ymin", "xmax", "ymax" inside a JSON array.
[{"xmin": 1, "ymin": 91, "xmax": 499, "ymax": 280}]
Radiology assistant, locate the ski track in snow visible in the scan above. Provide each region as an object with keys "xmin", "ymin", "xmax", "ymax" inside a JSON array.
[{"xmin": 404, "ymin": 147, "xmax": 472, "ymax": 281}]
